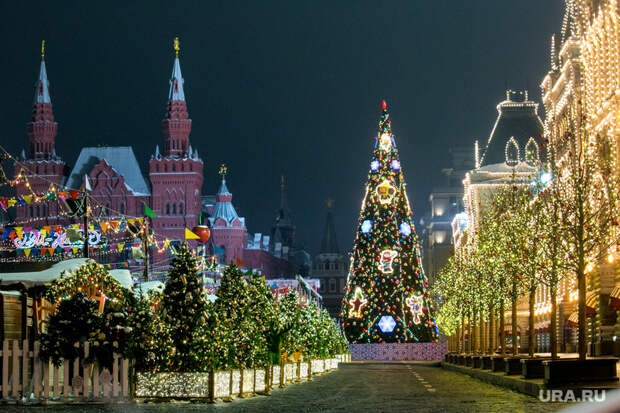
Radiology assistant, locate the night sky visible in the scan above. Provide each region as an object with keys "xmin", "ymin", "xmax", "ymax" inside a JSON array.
[{"xmin": 1, "ymin": 1, "xmax": 564, "ymax": 254}]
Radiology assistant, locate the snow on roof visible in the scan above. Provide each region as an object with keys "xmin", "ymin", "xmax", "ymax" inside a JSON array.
[
  {"xmin": 66, "ymin": 147, "xmax": 151, "ymax": 195},
  {"xmin": 133, "ymin": 280, "xmax": 165, "ymax": 296},
  {"xmin": 0, "ymin": 258, "xmax": 132, "ymax": 289}
]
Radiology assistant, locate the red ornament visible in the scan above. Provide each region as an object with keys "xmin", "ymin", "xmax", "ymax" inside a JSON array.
[{"xmin": 192, "ymin": 225, "xmax": 211, "ymax": 243}]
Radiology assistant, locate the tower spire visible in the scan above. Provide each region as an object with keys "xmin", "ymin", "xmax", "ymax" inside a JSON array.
[
  {"xmin": 162, "ymin": 37, "xmax": 191, "ymax": 157},
  {"xmin": 320, "ymin": 199, "xmax": 339, "ymax": 254},
  {"xmin": 27, "ymin": 40, "xmax": 57, "ymax": 159}
]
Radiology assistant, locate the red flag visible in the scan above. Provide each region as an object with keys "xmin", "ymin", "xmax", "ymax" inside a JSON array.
[{"xmin": 235, "ymin": 257, "xmax": 246, "ymax": 266}]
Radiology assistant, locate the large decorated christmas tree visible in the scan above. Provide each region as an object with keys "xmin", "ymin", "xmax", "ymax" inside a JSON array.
[{"xmin": 340, "ymin": 100, "xmax": 438, "ymax": 343}]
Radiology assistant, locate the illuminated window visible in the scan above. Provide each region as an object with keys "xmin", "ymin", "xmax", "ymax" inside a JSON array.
[
  {"xmin": 525, "ymin": 137, "xmax": 539, "ymax": 165},
  {"xmin": 505, "ymin": 137, "xmax": 520, "ymax": 166}
]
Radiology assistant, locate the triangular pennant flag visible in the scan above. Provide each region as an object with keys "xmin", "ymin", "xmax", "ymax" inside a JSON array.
[
  {"xmin": 185, "ymin": 228, "xmax": 200, "ymax": 240},
  {"xmin": 22, "ymin": 195, "xmax": 33, "ymax": 205},
  {"xmin": 144, "ymin": 205, "xmax": 158, "ymax": 218},
  {"xmin": 110, "ymin": 220, "xmax": 119, "ymax": 231},
  {"xmin": 8, "ymin": 199, "xmax": 16, "ymax": 207},
  {"xmin": 117, "ymin": 243, "xmax": 125, "ymax": 252},
  {"xmin": 24, "ymin": 249, "xmax": 31, "ymax": 258},
  {"xmin": 72, "ymin": 247, "xmax": 79, "ymax": 254},
  {"xmin": 48, "ymin": 248, "xmax": 55, "ymax": 256},
  {"xmin": 14, "ymin": 227, "xmax": 23, "ymax": 238},
  {"xmin": 100, "ymin": 221, "xmax": 110, "ymax": 233}
]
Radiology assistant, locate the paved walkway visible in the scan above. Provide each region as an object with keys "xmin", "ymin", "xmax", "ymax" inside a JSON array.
[{"xmin": 4, "ymin": 362, "xmax": 569, "ymax": 412}]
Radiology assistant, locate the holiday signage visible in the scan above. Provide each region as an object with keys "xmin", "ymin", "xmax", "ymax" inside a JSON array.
[{"xmin": 8, "ymin": 226, "xmax": 106, "ymax": 249}]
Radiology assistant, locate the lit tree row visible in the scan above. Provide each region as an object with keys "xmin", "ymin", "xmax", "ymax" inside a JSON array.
[{"xmin": 435, "ymin": 106, "xmax": 620, "ymax": 360}]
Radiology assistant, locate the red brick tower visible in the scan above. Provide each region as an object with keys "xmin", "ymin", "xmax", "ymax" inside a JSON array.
[
  {"xmin": 14, "ymin": 41, "xmax": 66, "ymax": 224},
  {"xmin": 149, "ymin": 38, "xmax": 203, "ymax": 241}
]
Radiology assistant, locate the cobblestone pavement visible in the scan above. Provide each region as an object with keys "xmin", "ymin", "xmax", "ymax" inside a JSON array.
[{"xmin": 4, "ymin": 362, "xmax": 572, "ymax": 412}]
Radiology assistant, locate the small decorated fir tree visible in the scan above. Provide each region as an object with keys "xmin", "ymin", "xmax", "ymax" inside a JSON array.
[{"xmin": 161, "ymin": 244, "xmax": 207, "ymax": 371}]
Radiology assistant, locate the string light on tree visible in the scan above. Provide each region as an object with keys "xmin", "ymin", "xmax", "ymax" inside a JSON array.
[{"xmin": 347, "ymin": 287, "xmax": 368, "ymax": 318}]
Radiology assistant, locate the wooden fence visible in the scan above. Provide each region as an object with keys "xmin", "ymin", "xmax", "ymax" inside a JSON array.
[{"xmin": 0, "ymin": 339, "xmax": 129, "ymax": 404}]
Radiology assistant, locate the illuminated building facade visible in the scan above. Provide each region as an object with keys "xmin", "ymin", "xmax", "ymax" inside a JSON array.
[{"xmin": 539, "ymin": 0, "xmax": 620, "ymax": 355}]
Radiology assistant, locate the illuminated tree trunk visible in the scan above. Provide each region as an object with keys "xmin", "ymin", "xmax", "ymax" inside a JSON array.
[
  {"xmin": 528, "ymin": 288, "xmax": 536, "ymax": 358},
  {"xmin": 479, "ymin": 307, "xmax": 484, "ymax": 354},
  {"xmin": 471, "ymin": 312, "xmax": 477, "ymax": 354},
  {"xmin": 467, "ymin": 315, "xmax": 472, "ymax": 353},
  {"xmin": 488, "ymin": 306, "xmax": 494, "ymax": 354},
  {"xmin": 578, "ymin": 265, "xmax": 587, "ymax": 360},
  {"xmin": 550, "ymin": 286, "xmax": 558, "ymax": 359},
  {"xmin": 461, "ymin": 316, "xmax": 465, "ymax": 353},
  {"xmin": 499, "ymin": 299, "xmax": 506, "ymax": 356},
  {"xmin": 511, "ymin": 278, "xmax": 518, "ymax": 356}
]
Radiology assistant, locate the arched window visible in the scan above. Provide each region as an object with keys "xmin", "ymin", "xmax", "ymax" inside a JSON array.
[
  {"xmin": 166, "ymin": 204, "xmax": 170, "ymax": 215},
  {"xmin": 42, "ymin": 204, "xmax": 46, "ymax": 217},
  {"xmin": 120, "ymin": 202, "xmax": 125, "ymax": 214},
  {"xmin": 505, "ymin": 137, "xmax": 520, "ymax": 166},
  {"xmin": 172, "ymin": 204, "xmax": 177, "ymax": 215},
  {"xmin": 35, "ymin": 205, "xmax": 40, "ymax": 217},
  {"xmin": 525, "ymin": 137, "xmax": 539, "ymax": 166}
]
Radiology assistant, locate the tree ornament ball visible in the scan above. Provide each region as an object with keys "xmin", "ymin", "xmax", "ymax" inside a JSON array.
[{"xmin": 192, "ymin": 225, "xmax": 211, "ymax": 243}]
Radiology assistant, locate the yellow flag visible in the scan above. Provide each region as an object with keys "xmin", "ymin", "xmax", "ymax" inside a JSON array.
[
  {"xmin": 185, "ymin": 228, "xmax": 200, "ymax": 240},
  {"xmin": 24, "ymin": 249, "xmax": 31, "ymax": 258},
  {"xmin": 14, "ymin": 227, "xmax": 23, "ymax": 238},
  {"xmin": 23, "ymin": 195, "xmax": 33, "ymax": 205},
  {"xmin": 117, "ymin": 243, "xmax": 125, "ymax": 252}
]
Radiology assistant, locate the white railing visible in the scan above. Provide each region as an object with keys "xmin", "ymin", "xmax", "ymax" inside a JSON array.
[{"xmin": 0, "ymin": 339, "xmax": 130, "ymax": 403}]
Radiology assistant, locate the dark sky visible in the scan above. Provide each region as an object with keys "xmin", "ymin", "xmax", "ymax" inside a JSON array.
[{"xmin": 1, "ymin": 1, "xmax": 564, "ymax": 254}]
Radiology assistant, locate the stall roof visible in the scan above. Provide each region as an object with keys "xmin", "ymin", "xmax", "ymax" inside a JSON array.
[{"xmin": 0, "ymin": 259, "xmax": 133, "ymax": 290}]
